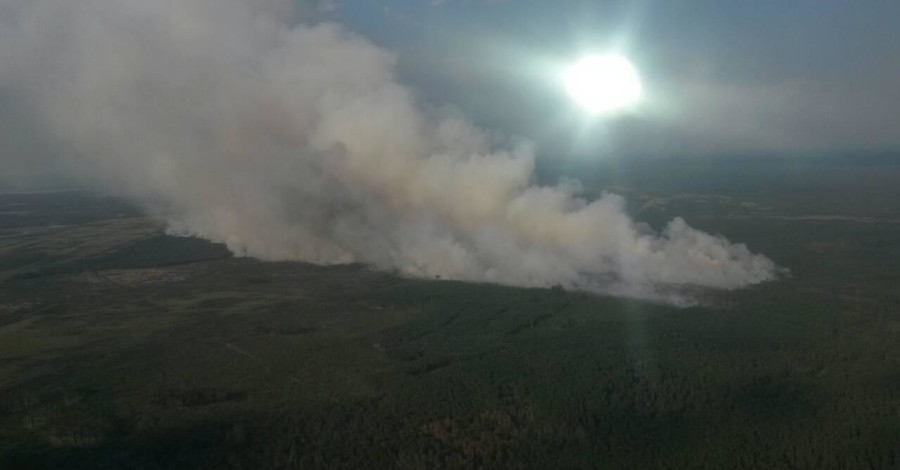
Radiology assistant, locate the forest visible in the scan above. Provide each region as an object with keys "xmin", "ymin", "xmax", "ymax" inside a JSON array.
[{"xmin": 1, "ymin": 158, "xmax": 899, "ymax": 469}]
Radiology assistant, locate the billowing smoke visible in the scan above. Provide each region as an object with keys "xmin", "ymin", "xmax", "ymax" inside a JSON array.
[{"xmin": 0, "ymin": 0, "xmax": 777, "ymax": 302}]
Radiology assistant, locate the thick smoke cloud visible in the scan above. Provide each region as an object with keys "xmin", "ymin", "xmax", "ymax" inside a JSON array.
[{"xmin": 0, "ymin": 0, "xmax": 777, "ymax": 302}]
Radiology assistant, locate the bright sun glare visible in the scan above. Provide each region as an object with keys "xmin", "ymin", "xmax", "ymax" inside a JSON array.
[{"xmin": 564, "ymin": 54, "xmax": 642, "ymax": 115}]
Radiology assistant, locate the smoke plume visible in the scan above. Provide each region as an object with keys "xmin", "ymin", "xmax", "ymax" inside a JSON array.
[{"xmin": 0, "ymin": 0, "xmax": 777, "ymax": 302}]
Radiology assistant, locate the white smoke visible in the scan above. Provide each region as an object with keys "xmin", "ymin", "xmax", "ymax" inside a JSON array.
[{"xmin": 0, "ymin": 0, "xmax": 777, "ymax": 302}]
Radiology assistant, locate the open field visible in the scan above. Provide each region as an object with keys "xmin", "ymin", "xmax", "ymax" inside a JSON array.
[{"xmin": 2, "ymin": 158, "xmax": 900, "ymax": 469}]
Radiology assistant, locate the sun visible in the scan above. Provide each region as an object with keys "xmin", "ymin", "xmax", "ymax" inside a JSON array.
[{"xmin": 563, "ymin": 54, "xmax": 642, "ymax": 115}]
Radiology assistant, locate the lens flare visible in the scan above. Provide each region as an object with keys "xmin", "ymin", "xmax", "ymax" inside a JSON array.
[{"xmin": 564, "ymin": 54, "xmax": 642, "ymax": 115}]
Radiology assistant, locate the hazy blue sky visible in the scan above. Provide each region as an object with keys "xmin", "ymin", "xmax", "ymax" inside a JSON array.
[
  {"xmin": 331, "ymin": 0, "xmax": 900, "ymax": 157},
  {"xmin": 1, "ymin": 0, "xmax": 898, "ymax": 192}
]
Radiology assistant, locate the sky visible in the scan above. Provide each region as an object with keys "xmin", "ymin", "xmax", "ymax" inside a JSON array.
[
  {"xmin": 332, "ymin": 0, "xmax": 900, "ymax": 158},
  {"xmin": 2, "ymin": 0, "xmax": 898, "ymax": 182}
]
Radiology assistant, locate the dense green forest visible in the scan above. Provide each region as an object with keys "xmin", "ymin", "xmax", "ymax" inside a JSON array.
[{"xmin": 1, "ymin": 160, "xmax": 899, "ymax": 468}]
